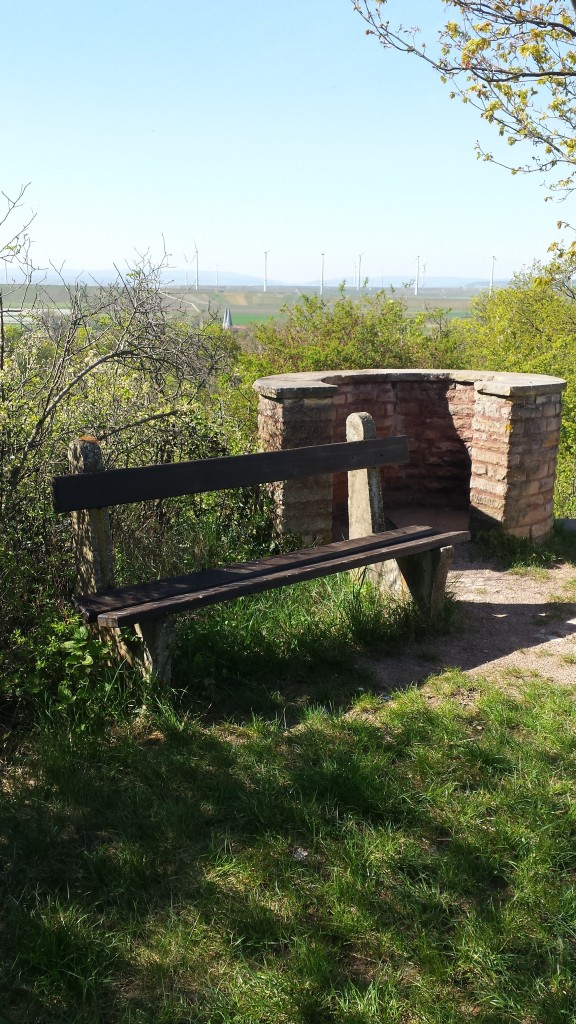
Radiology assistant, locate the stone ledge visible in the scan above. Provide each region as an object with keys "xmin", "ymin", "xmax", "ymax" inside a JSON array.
[{"xmin": 254, "ymin": 368, "xmax": 566, "ymax": 399}]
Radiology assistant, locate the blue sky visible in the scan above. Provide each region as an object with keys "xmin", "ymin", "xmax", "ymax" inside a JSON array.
[{"xmin": 1, "ymin": 0, "xmax": 568, "ymax": 284}]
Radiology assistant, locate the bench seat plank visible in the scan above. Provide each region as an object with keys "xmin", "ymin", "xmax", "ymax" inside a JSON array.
[
  {"xmin": 53, "ymin": 436, "xmax": 409, "ymax": 512},
  {"xmin": 77, "ymin": 525, "xmax": 436, "ymax": 621},
  {"xmin": 79, "ymin": 526, "xmax": 470, "ymax": 628}
]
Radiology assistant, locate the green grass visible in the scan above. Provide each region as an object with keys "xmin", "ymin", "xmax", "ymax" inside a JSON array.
[
  {"xmin": 1, "ymin": 551, "xmax": 573, "ymax": 1024},
  {"xmin": 472, "ymin": 522, "xmax": 576, "ymax": 573},
  {"xmin": 444, "ymin": 309, "xmax": 472, "ymax": 320},
  {"xmin": 3, "ymin": 671, "xmax": 576, "ymax": 1023},
  {"xmin": 172, "ymin": 574, "xmax": 454, "ymax": 718},
  {"xmin": 231, "ymin": 312, "xmax": 280, "ymax": 326},
  {"xmin": 2, "ymin": 567, "xmax": 576, "ymax": 1023}
]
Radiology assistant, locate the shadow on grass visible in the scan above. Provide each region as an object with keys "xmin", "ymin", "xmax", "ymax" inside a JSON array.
[
  {"xmin": 171, "ymin": 588, "xmax": 576, "ymax": 723},
  {"xmin": 3, "ymin": 678, "xmax": 576, "ymax": 1022},
  {"xmin": 169, "ymin": 574, "xmax": 456, "ymax": 725}
]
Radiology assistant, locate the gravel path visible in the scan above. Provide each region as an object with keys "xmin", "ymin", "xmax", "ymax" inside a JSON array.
[{"xmin": 368, "ymin": 547, "xmax": 576, "ymax": 690}]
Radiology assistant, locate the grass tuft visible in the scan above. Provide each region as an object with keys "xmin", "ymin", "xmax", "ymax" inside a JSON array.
[{"xmin": 473, "ymin": 523, "xmax": 576, "ymax": 571}]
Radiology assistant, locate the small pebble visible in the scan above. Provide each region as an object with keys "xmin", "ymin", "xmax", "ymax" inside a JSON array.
[{"xmin": 293, "ymin": 847, "xmax": 309, "ymax": 861}]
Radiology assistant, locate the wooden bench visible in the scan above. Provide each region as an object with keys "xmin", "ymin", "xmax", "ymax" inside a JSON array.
[{"xmin": 52, "ymin": 412, "xmax": 470, "ymax": 683}]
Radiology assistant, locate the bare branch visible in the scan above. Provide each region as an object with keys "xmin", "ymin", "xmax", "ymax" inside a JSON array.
[
  {"xmin": 98, "ymin": 409, "xmax": 184, "ymax": 441},
  {"xmin": 3, "ymin": 251, "xmax": 237, "ymax": 503}
]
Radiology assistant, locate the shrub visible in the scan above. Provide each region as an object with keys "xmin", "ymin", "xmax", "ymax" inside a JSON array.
[
  {"xmin": 0, "ymin": 263, "xmax": 256, "ymax": 718},
  {"xmin": 452, "ymin": 264, "xmax": 576, "ymax": 517},
  {"xmin": 240, "ymin": 289, "xmax": 457, "ymax": 379}
]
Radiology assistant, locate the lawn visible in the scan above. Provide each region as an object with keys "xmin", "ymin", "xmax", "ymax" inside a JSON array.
[{"xmin": 2, "ymin": 574, "xmax": 576, "ymax": 1023}]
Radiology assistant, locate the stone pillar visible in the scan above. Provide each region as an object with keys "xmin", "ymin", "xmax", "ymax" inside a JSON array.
[
  {"xmin": 345, "ymin": 410, "xmax": 453, "ymax": 613},
  {"xmin": 257, "ymin": 391, "xmax": 335, "ymax": 543},
  {"xmin": 470, "ymin": 385, "xmax": 563, "ymax": 539},
  {"xmin": 346, "ymin": 412, "xmax": 385, "ymax": 536}
]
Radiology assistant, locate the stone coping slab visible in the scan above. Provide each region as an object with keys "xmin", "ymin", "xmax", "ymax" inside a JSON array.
[{"xmin": 253, "ymin": 368, "xmax": 567, "ymax": 400}]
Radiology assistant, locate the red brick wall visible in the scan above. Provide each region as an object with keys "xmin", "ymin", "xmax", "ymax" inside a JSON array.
[
  {"xmin": 470, "ymin": 391, "xmax": 562, "ymax": 538},
  {"xmin": 255, "ymin": 371, "xmax": 564, "ymax": 541},
  {"xmin": 329, "ymin": 380, "xmax": 474, "ymax": 525}
]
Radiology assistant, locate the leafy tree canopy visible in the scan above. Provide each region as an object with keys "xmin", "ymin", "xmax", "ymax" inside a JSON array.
[
  {"xmin": 242, "ymin": 290, "xmax": 455, "ymax": 379},
  {"xmin": 353, "ymin": 1, "xmax": 576, "ymax": 194}
]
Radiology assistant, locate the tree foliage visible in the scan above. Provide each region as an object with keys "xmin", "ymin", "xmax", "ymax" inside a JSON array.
[
  {"xmin": 353, "ymin": 1, "xmax": 576, "ymax": 193},
  {"xmin": 452, "ymin": 262, "xmax": 576, "ymax": 512},
  {"xmin": 0, "ymin": 259, "xmax": 237, "ymax": 510},
  {"xmin": 242, "ymin": 290, "xmax": 457, "ymax": 379}
]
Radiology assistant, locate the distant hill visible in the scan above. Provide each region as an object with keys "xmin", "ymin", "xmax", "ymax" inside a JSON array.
[
  {"xmin": 2, "ymin": 268, "xmax": 509, "ymax": 290},
  {"xmin": 310, "ymin": 275, "xmax": 508, "ymax": 290}
]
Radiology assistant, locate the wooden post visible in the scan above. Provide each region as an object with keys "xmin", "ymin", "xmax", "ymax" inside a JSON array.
[
  {"xmin": 68, "ymin": 436, "xmax": 172, "ymax": 684},
  {"xmin": 346, "ymin": 412, "xmax": 452, "ymax": 614},
  {"xmin": 68, "ymin": 437, "xmax": 115, "ymax": 593}
]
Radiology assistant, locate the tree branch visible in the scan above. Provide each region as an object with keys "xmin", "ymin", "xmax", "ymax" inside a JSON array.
[{"xmin": 98, "ymin": 408, "xmax": 185, "ymax": 441}]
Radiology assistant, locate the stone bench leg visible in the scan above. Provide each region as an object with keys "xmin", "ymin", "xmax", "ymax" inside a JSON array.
[
  {"xmin": 98, "ymin": 620, "xmax": 172, "ymax": 686},
  {"xmin": 396, "ymin": 546, "xmax": 453, "ymax": 617},
  {"xmin": 346, "ymin": 412, "xmax": 452, "ymax": 614},
  {"xmin": 68, "ymin": 437, "xmax": 172, "ymax": 685}
]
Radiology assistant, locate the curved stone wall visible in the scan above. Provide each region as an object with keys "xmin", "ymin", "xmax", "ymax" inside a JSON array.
[{"xmin": 253, "ymin": 369, "xmax": 566, "ymax": 542}]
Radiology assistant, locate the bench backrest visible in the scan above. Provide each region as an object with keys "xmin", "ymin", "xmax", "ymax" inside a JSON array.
[{"xmin": 52, "ymin": 436, "xmax": 409, "ymax": 513}]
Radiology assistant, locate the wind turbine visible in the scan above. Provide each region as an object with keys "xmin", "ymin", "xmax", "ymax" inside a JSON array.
[
  {"xmin": 481, "ymin": 255, "xmax": 497, "ymax": 295},
  {"xmin": 415, "ymin": 255, "xmax": 420, "ymax": 297},
  {"xmin": 320, "ymin": 252, "xmax": 325, "ymax": 297},
  {"xmin": 357, "ymin": 253, "xmax": 364, "ymax": 291},
  {"xmin": 193, "ymin": 240, "xmax": 199, "ymax": 290},
  {"xmin": 264, "ymin": 250, "xmax": 270, "ymax": 293}
]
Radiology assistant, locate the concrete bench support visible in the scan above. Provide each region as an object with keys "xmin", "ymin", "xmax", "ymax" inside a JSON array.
[{"xmin": 346, "ymin": 411, "xmax": 452, "ymax": 615}]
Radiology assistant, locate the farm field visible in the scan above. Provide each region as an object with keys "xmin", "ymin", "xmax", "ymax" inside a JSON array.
[
  {"xmin": 0, "ymin": 283, "xmax": 482, "ymax": 327},
  {"xmin": 151, "ymin": 285, "xmax": 480, "ymax": 325}
]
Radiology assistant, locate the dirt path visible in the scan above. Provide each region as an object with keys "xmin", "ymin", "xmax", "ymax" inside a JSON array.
[{"xmin": 369, "ymin": 547, "xmax": 576, "ymax": 690}]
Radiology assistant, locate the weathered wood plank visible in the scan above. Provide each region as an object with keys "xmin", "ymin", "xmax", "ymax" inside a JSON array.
[
  {"xmin": 76, "ymin": 526, "xmax": 437, "ymax": 621},
  {"xmin": 93, "ymin": 529, "xmax": 471, "ymax": 627},
  {"xmin": 52, "ymin": 436, "xmax": 409, "ymax": 512}
]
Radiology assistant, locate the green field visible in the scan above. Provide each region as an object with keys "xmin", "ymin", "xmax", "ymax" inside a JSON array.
[
  {"xmin": 0, "ymin": 283, "xmax": 480, "ymax": 328},
  {"xmin": 168, "ymin": 286, "xmax": 477, "ymax": 326}
]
